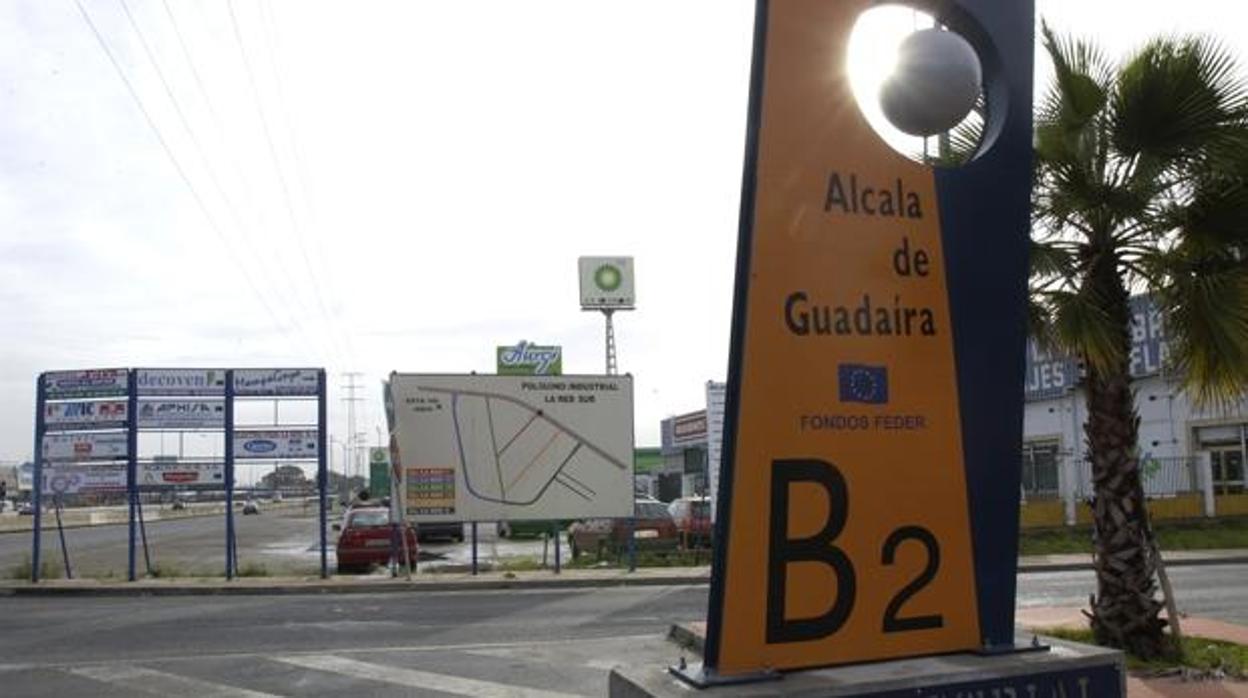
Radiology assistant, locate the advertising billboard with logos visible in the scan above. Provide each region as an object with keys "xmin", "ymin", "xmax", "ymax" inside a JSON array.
[
  {"xmin": 672, "ymin": 410, "xmax": 708, "ymax": 448},
  {"xmin": 578, "ymin": 256, "xmax": 635, "ymax": 310},
  {"xmin": 233, "ymin": 430, "xmax": 319, "ymax": 459},
  {"xmin": 233, "ymin": 369, "xmax": 319, "ymax": 396},
  {"xmin": 43, "ymin": 369, "xmax": 128, "ymax": 399},
  {"xmin": 138, "ymin": 462, "xmax": 225, "ymax": 487},
  {"xmin": 389, "ymin": 373, "xmax": 634, "ymax": 522},
  {"xmin": 44, "ymin": 401, "xmax": 129, "ymax": 430},
  {"xmin": 496, "ymin": 341, "xmax": 563, "ymax": 375},
  {"xmin": 137, "ymin": 400, "xmax": 225, "ymax": 429},
  {"xmin": 43, "ymin": 464, "xmax": 127, "ymax": 494},
  {"xmin": 42, "ymin": 432, "xmax": 128, "ymax": 461},
  {"xmin": 136, "ymin": 369, "xmax": 226, "ymax": 396}
]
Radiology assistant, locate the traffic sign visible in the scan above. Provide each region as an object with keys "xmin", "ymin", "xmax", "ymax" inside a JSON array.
[{"xmin": 701, "ymin": 0, "xmax": 1034, "ymax": 679}]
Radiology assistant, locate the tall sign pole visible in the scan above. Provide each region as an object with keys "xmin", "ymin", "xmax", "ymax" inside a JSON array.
[
  {"xmin": 681, "ymin": 0, "xmax": 1066, "ymax": 688},
  {"xmin": 603, "ymin": 310, "xmax": 617, "ymax": 376},
  {"xmin": 126, "ymin": 370, "xmax": 138, "ymax": 582},
  {"xmin": 224, "ymin": 370, "xmax": 236, "ymax": 580},
  {"xmin": 318, "ymin": 369, "xmax": 329, "ymax": 579},
  {"xmin": 579, "ymin": 256, "xmax": 635, "ymax": 376},
  {"xmin": 31, "ymin": 375, "xmax": 46, "ymax": 583}
]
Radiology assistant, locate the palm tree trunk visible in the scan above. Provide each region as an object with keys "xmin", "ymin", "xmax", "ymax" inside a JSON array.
[{"xmin": 1083, "ymin": 258, "xmax": 1170, "ymax": 659}]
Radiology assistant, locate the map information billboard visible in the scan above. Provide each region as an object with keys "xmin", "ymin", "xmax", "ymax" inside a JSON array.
[{"xmin": 389, "ymin": 374, "xmax": 634, "ymax": 522}]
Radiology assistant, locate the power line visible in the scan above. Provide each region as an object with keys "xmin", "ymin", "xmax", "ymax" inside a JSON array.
[
  {"xmin": 114, "ymin": 0, "xmax": 328, "ymax": 366},
  {"xmin": 226, "ymin": 0, "xmax": 353, "ymax": 373},
  {"xmin": 257, "ymin": 0, "xmax": 361, "ymax": 370},
  {"xmin": 71, "ymin": 0, "xmax": 301, "ymax": 357},
  {"xmin": 144, "ymin": 0, "xmax": 335, "ymax": 367},
  {"xmin": 341, "ymin": 372, "xmax": 365, "ymax": 496}
]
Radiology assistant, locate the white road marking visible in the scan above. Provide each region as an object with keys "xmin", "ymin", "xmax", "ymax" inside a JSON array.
[
  {"xmin": 69, "ymin": 664, "xmax": 282, "ymax": 697},
  {"xmin": 273, "ymin": 654, "xmax": 584, "ymax": 698}
]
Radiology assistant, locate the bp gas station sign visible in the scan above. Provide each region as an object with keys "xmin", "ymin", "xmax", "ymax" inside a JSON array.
[{"xmin": 659, "ymin": 0, "xmax": 1125, "ymax": 694}]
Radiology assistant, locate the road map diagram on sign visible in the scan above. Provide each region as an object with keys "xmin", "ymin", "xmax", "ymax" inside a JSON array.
[{"xmin": 389, "ymin": 374, "xmax": 633, "ymax": 522}]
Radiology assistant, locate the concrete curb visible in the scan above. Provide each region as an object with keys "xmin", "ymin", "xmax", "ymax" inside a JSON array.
[
  {"xmin": 1017, "ymin": 555, "xmax": 1248, "ymax": 573},
  {"xmin": 0, "ymin": 572, "xmax": 712, "ymax": 597}
]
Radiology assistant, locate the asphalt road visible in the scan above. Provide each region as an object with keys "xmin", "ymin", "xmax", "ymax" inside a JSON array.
[
  {"xmin": 0, "ymin": 505, "xmax": 328, "ymax": 578},
  {"xmin": 0, "ymin": 585, "xmax": 699, "ymax": 697},
  {"xmin": 1017, "ymin": 562, "xmax": 1248, "ymax": 625},
  {"xmin": 0, "ymin": 508, "xmax": 558, "ymax": 579},
  {"xmin": 0, "ymin": 565, "xmax": 1244, "ymax": 696}
]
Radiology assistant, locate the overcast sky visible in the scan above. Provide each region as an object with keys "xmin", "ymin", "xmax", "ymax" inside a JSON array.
[{"xmin": 2, "ymin": 1, "xmax": 1246, "ymax": 471}]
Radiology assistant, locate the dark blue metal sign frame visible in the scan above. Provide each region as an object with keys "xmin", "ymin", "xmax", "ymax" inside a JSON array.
[{"xmin": 31, "ymin": 368, "xmax": 329, "ymax": 583}]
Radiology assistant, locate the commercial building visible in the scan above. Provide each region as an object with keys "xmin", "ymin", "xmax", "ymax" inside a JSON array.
[
  {"xmin": 1022, "ymin": 296, "xmax": 1248, "ymax": 525},
  {"xmin": 656, "ymin": 383, "xmax": 725, "ymax": 509},
  {"xmin": 663, "ymin": 296, "xmax": 1248, "ymax": 526}
]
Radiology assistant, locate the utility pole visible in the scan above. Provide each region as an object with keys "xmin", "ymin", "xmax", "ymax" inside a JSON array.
[{"xmin": 341, "ymin": 372, "xmax": 364, "ymax": 501}]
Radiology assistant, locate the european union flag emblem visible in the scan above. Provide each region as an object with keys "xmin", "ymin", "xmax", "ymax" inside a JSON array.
[{"xmin": 838, "ymin": 364, "xmax": 889, "ymax": 404}]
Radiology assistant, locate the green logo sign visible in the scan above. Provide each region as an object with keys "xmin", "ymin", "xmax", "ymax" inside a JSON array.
[
  {"xmin": 496, "ymin": 341, "xmax": 563, "ymax": 375},
  {"xmin": 594, "ymin": 264, "xmax": 623, "ymax": 292}
]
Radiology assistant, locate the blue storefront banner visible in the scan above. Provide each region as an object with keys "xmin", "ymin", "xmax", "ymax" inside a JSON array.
[{"xmin": 1025, "ymin": 295, "xmax": 1168, "ymax": 401}]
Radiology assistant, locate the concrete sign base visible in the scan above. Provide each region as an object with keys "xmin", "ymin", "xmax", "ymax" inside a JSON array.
[{"xmin": 610, "ymin": 630, "xmax": 1123, "ymax": 697}]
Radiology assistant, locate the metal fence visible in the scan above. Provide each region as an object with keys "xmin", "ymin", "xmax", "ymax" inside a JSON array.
[{"xmin": 1074, "ymin": 456, "xmax": 1198, "ymax": 499}]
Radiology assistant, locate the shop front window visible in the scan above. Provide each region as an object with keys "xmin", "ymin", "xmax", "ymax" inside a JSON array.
[
  {"xmin": 1211, "ymin": 449, "xmax": 1245, "ymax": 495},
  {"xmin": 1022, "ymin": 441, "xmax": 1061, "ymax": 499}
]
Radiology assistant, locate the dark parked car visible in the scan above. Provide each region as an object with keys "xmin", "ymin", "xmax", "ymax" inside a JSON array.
[
  {"xmin": 416, "ymin": 521, "xmax": 464, "ymax": 543},
  {"xmin": 497, "ymin": 519, "xmax": 571, "ymax": 539},
  {"xmin": 567, "ymin": 499, "xmax": 678, "ymax": 559},
  {"xmin": 334, "ymin": 507, "xmax": 417, "ymax": 574}
]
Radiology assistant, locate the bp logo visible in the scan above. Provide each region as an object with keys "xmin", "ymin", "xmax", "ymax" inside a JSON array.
[{"xmin": 594, "ymin": 264, "xmax": 623, "ymax": 292}]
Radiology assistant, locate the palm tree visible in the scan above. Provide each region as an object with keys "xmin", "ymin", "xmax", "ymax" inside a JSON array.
[{"xmin": 1030, "ymin": 23, "xmax": 1248, "ymax": 659}]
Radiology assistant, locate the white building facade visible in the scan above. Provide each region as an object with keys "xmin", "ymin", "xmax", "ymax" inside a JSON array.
[{"xmin": 1023, "ymin": 296, "xmax": 1247, "ymax": 524}]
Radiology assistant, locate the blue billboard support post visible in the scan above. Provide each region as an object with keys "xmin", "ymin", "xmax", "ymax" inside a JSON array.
[
  {"xmin": 471, "ymin": 523, "xmax": 478, "ymax": 576},
  {"xmin": 127, "ymin": 369, "xmax": 138, "ymax": 582},
  {"xmin": 627, "ymin": 517, "xmax": 637, "ymax": 573},
  {"xmin": 317, "ymin": 369, "xmax": 328, "ymax": 580},
  {"xmin": 31, "ymin": 374, "xmax": 46, "ymax": 583},
  {"xmin": 137, "ymin": 496, "xmax": 151, "ymax": 575},
  {"xmin": 224, "ymin": 370, "xmax": 236, "ymax": 580},
  {"xmin": 54, "ymin": 494, "xmax": 72, "ymax": 579},
  {"xmin": 553, "ymin": 521, "xmax": 561, "ymax": 575}
]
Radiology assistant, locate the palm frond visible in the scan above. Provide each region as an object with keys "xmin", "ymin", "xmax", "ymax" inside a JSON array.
[
  {"xmin": 1168, "ymin": 159, "xmax": 1248, "ymax": 254},
  {"xmin": 1026, "ymin": 295, "xmax": 1057, "ymax": 352},
  {"xmin": 1047, "ymin": 287, "xmax": 1124, "ymax": 375},
  {"xmin": 1155, "ymin": 260, "xmax": 1248, "ymax": 406},
  {"xmin": 1030, "ymin": 239, "xmax": 1076, "ymax": 282},
  {"xmin": 1039, "ymin": 20, "xmax": 1112, "ymax": 132},
  {"xmin": 1111, "ymin": 36, "xmax": 1248, "ymax": 164}
]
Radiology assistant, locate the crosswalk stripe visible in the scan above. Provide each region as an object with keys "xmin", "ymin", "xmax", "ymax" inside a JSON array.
[
  {"xmin": 68, "ymin": 665, "xmax": 282, "ymax": 698},
  {"xmin": 273, "ymin": 654, "xmax": 583, "ymax": 698}
]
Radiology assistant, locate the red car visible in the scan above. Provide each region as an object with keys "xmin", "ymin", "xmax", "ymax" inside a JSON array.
[
  {"xmin": 334, "ymin": 507, "xmax": 417, "ymax": 573},
  {"xmin": 567, "ymin": 499, "xmax": 679, "ymax": 559},
  {"xmin": 668, "ymin": 496, "xmax": 713, "ymax": 548}
]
